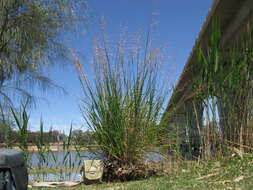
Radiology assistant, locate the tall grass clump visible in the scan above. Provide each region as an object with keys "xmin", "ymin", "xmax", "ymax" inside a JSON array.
[
  {"xmin": 73, "ymin": 29, "xmax": 169, "ymax": 181},
  {"xmin": 192, "ymin": 18, "xmax": 253, "ymax": 159}
]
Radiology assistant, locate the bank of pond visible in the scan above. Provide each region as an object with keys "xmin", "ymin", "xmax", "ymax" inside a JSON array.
[{"xmin": 28, "ymin": 150, "xmax": 163, "ymax": 181}]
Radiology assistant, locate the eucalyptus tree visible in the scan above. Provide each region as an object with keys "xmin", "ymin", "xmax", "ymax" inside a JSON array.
[{"xmin": 0, "ymin": 0, "xmax": 87, "ymax": 105}]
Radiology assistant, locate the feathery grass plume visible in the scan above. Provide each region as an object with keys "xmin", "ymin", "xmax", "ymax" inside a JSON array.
[{"xmin": 73, "ymin": 27, "xmax": 169, "ymax": 181}]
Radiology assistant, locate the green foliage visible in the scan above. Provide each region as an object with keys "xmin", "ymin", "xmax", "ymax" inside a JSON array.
[
  {"xmin": 193, "ymin": 18, "xmax": 253, "ymax": 158},
  {"xmin": 74, "ymin": 30, "xmax": 168, "ymax": 179},
  {"xmin": 0, "ymin": 103, "xmax": 15, "ymax": 146},
  {"xmin": 0, "ymin": 119, "xmax": 14, "ymax": 145},
  {"xmin": 10, "ymin": 100, "xmax": 30, "ymax": 151},
  {"xmin": 72, "ymin": 129, "xmax": 96, "ymax": 145},
  {"xmin": 0, "ymin": 0, "xmax": 87, "ymax": 105}
]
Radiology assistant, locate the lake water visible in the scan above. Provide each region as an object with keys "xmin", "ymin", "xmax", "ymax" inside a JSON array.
[
  {"xmin": 29, "ymin": 150, "xmax": 103, "ymax": 169},
  {"xmin": 28, "ymin": 150, "xmax": 163, "ymax": 181}
]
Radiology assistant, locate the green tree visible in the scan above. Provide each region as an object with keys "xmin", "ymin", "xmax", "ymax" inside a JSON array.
[
  {"xmin": 0, "ymin": 0, "xmax": 87, "ymax": 104},
  {"xmin": 72, "ymin": 130, "xmax": 96, "ymax": 145}
]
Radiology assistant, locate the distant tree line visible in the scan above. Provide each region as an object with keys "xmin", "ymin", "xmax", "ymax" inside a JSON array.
[
  {"xmin": 0, "ymin": 121, "xmax": 96, "ymax": 146},
  {"xmin": 72, "ymin": 130, "xmax": 96, "ymax": 145}
]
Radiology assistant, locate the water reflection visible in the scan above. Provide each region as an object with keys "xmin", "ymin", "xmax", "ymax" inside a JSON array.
[
  {"xmin": 29, "ymin": 150, "xmax": 103, "ymax": 169},
  {"xmin": 29, "ymin": 172, "xmax": 82, "ymax": 182}
]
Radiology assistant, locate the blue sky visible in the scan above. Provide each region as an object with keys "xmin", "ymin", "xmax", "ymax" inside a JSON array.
[{"xmin": 30, "ymin": 0, "xmax": 213, "ymax": 133}]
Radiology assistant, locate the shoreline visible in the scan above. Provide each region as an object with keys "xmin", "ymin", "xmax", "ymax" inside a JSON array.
[{"xmin": 0, "ymin": 144, "xmax": 99, "ymax": 152}]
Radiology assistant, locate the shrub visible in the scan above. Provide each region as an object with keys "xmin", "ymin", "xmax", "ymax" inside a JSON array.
[{"xmin": 74, "ymin": 30, "xmax": 168, "ymax": 181}]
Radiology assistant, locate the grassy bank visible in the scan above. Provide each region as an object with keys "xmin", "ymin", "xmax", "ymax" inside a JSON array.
[{"xmin": 31, "ymin": 153, "xmax": 253, "ymax": 190}]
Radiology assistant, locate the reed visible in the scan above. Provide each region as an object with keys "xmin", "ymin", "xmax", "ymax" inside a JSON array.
[{"xmin": 192, "ymin": 18, "xmax": 253, "ymax": 158}]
